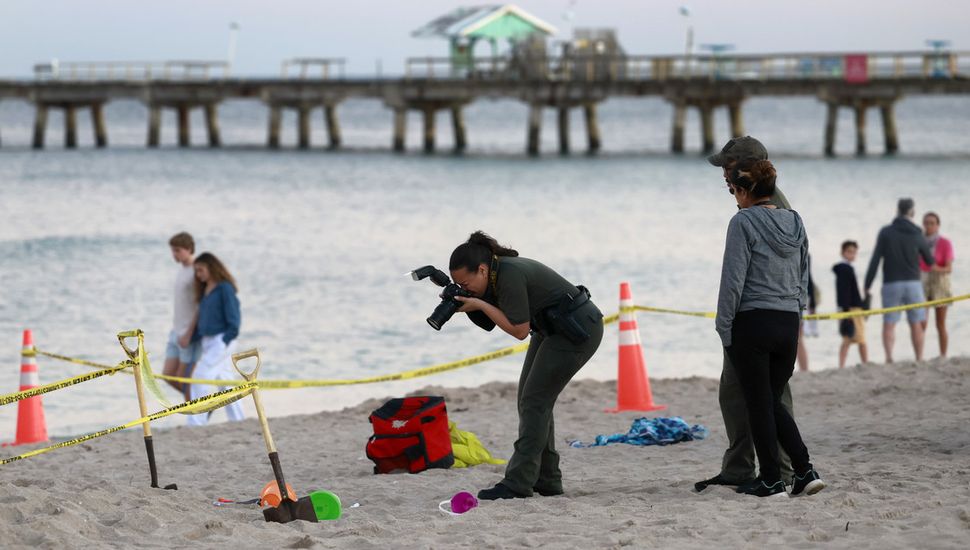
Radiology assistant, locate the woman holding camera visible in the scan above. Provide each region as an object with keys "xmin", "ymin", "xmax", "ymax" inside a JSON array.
[
  {"xmin": 715, "ymin": 160, "xmax": 824, "ymax": 497},
  {"xmin": 449, "ymin": 231, "xmax": 603, "ymax": 500}
]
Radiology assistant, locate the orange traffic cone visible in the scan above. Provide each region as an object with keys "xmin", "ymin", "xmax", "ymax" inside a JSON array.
[
  {"xmin": 605, "ymin": 283, "xmax": 666, "ymax": 413},
  {"xmin": 8, "ymin": 329, "xmax": 48, "ymax": 446}
]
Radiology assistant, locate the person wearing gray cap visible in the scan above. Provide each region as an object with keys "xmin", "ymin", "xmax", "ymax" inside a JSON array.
[
  {"xmin": 863, "ymin": 198, "xmax": 935, "ymax": 363},
  {"xmin": 695, "ymin": 136, "xmax": 796, "ymax": 493}
]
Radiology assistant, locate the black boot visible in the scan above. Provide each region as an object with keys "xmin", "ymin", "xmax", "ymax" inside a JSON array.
[{"xmin": 477, "ymin": 483, "xmax": 530, "ymax": 501}]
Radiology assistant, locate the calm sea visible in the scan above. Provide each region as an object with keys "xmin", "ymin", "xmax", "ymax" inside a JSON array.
[{"xmin": 1, "ymin": 95, "xmax": 968, "ymax": 436}]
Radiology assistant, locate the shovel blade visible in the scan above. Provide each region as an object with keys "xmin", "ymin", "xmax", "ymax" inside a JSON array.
[{"xmin": 262, "ymin": 497, "xmax": 319, "ymax": 524}]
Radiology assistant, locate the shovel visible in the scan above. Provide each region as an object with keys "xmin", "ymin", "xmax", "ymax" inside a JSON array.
[
  {"xmin": 119, "ymin": 330, "xmax": 177, "ymax": 491},
  {"xmin": 232, "ymin": 348, "xmax": 318, "ymax": 524}
]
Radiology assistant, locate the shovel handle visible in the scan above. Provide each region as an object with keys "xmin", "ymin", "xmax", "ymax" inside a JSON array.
[
  {"xmin": 117, "ymin": 329, "xmax": 144, "ymax": 360},
  {"xmin": 231, "ymin": 348, "xmax": 262, "ymax": 381}
]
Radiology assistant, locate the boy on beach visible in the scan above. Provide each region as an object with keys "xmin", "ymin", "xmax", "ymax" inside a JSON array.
[
  {"xmin": 164, "ymin": 232, "xmax": 200, "ymax": 398},
  {"xmin": 833, "ymin": 241, "xmax": 868, "ymax": 368}
]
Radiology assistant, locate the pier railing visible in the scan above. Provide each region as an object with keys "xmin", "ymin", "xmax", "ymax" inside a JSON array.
[
  {"xmin": 405, "ymin": 50, "xmax": 970, "ymax": 82},
  {"xmin": 280, "ymin": 58, "xmax": 347, "ymax": 79},
  {"xmin": 33, "ymin": 60, "xmax": 231, "ymax": 81}
]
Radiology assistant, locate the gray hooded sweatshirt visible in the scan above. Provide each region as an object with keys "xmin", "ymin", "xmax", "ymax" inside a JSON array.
[{"xmin": 716, "ymin": 206, "xmax": 809, "ymax": 347}]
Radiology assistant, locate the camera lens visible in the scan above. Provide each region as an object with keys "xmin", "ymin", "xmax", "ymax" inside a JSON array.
[{"xmin": 428, "ymin": 298, "xmax": 460, "ymax": 331}]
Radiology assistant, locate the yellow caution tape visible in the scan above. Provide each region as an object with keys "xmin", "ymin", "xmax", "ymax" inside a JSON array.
[
  {"xmin": 28, "ymin": 291, "xmax": 968, "ymax": 391},
  {"xmin": 158, "ymin": 341, "xmax": 533, "ymax": 389},
  {"xmin": 0, "ymin": 361, "xmax": 132, "ymax": 407},
  {"xmin": 624, "ymin": 293, "xmax": 970, "ymax": 321},
  {"xmin": 33, "ymin": 349, "xmax": 120, "ymax": 370},
  {"xmin": 0, "ymin": 383, "xmax": 255, "ymax": 466}
]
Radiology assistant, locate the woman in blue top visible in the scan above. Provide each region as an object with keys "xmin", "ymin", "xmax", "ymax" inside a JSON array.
[{"xmin": 186, "ymin": 252, "xmax": 245, "ymax": 426}]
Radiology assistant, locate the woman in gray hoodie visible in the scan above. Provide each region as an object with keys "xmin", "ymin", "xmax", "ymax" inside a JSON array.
[{"xmin": 715, "ymin": 159, "xmax": 825, "ymax": 498}]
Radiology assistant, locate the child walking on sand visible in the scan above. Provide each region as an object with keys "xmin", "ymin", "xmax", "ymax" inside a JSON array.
[{"xmin": 833, "ymin": 241, "xmax": 868, "ymax": 368}]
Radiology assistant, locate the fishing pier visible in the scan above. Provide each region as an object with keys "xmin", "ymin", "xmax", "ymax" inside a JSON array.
[{"xmin": 1, "ymin": 50, "xmax": 968, "ymax": 156}]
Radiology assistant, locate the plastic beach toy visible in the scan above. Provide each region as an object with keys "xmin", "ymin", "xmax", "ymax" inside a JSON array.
[
  {"xmin": 308, "ymin": 490, "xmax": 342, "ymax": 520},
  {"xmin": 260, "ymin": 481, "xmax": 297, "ymax": 508},
  {"xmin": 438, "ymin": 491, "xmax": 478, "ymax": 516}
]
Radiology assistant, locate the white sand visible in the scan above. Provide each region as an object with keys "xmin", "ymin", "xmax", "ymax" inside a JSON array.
[{"xmin": 2, "ymin": 358, "xmax": 969, "ymax": 549}]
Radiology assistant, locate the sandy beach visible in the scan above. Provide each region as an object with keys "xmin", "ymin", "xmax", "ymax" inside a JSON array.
[{"xmin": 2, "ymin": 357, "xmax": 969, "ymax": 549}]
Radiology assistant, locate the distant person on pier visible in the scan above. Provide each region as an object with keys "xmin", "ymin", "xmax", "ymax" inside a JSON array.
[
  {"xmin": 833, "ymin": 240, "xmax": 869, "ymax": 368},
  {"xmin": 863, "ymin": 198, "xmax": 935, "ymax": 363},
  {"xmin": 164, "ymin": 232, "xmax": 200, "ymax": 398},
  {"xmin": 695, "ymin": 136, "xmax": 797, "ymax": 494},
  {"xmin": 920, "ymin": 212, "xmax": 954, "ymax": 358},
  {"xmin": 187, "ymin": 252, "xmax": 245, "ymax": 426}
]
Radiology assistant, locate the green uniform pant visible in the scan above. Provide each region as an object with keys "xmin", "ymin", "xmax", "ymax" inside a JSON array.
[
  {"xmin": 501, "ymin": 304, "xmax": 604, "ymax": 495},
  {"xmin": 719, "ymin": 349, "xmax": 795, "ymax": 483}
]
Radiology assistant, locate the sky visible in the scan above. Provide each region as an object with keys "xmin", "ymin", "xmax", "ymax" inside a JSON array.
[{"xmin": 0, "ymin": 0, "xmax": 967, "ymax": 77}]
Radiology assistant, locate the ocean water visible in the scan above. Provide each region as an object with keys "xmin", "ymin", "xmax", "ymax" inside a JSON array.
[{"xmin": 1, "ymin": 95, "xmax": 968, "ymax": 437}]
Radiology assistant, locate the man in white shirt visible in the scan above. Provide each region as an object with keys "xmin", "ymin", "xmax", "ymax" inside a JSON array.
[{"xmin": 164, "ymin": 232, "xmax": 200, "ymax": 397}]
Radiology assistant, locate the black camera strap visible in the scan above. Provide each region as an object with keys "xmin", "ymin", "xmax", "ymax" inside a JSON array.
[{"xmin": 488, "ymin": 255, "xmax": 500, "ymax": 296}]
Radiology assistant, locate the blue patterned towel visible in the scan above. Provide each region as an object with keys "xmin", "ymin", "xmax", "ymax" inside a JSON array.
[{"xmin": 568, "ymin": 417, "xmax": 708, "ymax": 448}]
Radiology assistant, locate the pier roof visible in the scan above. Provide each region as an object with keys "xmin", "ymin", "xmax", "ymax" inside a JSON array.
[{"xmin": 412, "ymin": 4, "xmax": 557, "ymax": 41}]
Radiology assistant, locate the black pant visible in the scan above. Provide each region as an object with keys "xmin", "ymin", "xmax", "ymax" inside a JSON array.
[{"xmin": 726, "ymin": 309, "xmax": 812, "ymax": 483}]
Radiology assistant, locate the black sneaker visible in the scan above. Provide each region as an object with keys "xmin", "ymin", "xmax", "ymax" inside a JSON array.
[
  {"xmin": 695, "ymin": 474, "xmax": 754, "ymax": 492},
  {"xmin": 790, "ymin": 470, "xmax": 826, "ymax": 497},
  {"xmin": 477, "ymin": 483, "xmax": 530, "ymax": 501},
  {"xmin": 738, "ymin": 479, "xmax": 787, "ymax": 497},
  {"xmin": 533, "ymin": 484, "xmax": 564, "ymax": 497}
]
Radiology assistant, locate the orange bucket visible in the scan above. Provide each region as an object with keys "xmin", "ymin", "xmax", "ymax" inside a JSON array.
[{"xmin": 260, "ymin": 481, "xmax": 297, "ymax": 508}]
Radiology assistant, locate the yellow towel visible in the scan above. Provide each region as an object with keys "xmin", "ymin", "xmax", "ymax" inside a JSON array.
[{"xmin": 449, "ymin": 421, "xmax": 507, "ymax": 468}]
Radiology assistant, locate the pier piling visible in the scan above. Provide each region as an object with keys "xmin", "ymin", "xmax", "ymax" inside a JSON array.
[
  {"xmin": 147, "ymin": 105, "xmax": 161, "ymax": 147},
  {"xmin": 422, "ymin": 108, "xmax": 436, "ymax": 153},
  {"xmin": 671, "ymin": 102, "xmax": 686, "ymax": 154},
  {"xmin": 92, "ymin": 104, "xmax": 108, "ymax": 147},
  {"xmin": 177, "ymin": 105, "xmax": 190, "ymax": 147},
  {"xmin": 64, "ymin": 105, "xmax": 78, "ymax": 148},
  {"xmin": 31, "ymin": 105, "xmax": 47, "ymax": 149},
  {"xmin": 728, "ymin": 102, "xmax": 744, "ymax": 138},
  {"xmin": 700, "ymin": 104, "xmax": 715, "ymax": 154},
  {"xmin": 854, "ymin": 104, "xmax": 867, "ymax": 156},
  {"xmin": 451, "ymin": 105, "xmax": 466, "ymax": 153},
  {"xmin": 527, "ymin": 104, "xmax": 542, "ymax": 156},
  {"xmin": 584, "ymin": 103, "xmax": 601, "ymax": 154},
  {"xmin": 298, "ymin": 106, "xmax": 311, "ymax": 149},
  {"xmin": 324, "ymin": 104, "xmax": 341, "ymax": 149},
  {"xmin": 205, "ymin": 104, "xmax": 221, "ymax": 147},
  {"xmin": 558, "ymin": 107, "xmax": 570, "ymax": 155},
  {"xmin": 268, "ymin": 105, "xmax": 282, "ymax": 149},
  {"xmin": 392, "ymin": 108, "xmax": 406, "ymax": 152},
  {"xmin": 880, "ymin": 103, "xmax": 899, "ymax": 155},
  {"xmin": 824, "ymin": 102, "xmax": 838, "ymax": 157}
]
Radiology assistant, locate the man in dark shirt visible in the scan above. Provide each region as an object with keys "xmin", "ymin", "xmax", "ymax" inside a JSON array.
[{"xmin": 864, "ymin": 198, "xmax": 935, "ymax": 363}]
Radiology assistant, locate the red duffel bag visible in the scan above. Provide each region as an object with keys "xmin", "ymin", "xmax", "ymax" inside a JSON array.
[{"xmin": 365, "ymin": 396, "xmax": 455, "ymax": 474}]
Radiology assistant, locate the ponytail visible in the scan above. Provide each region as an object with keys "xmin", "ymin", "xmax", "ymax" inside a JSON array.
[
  {"xmin": 733, "ymin": 159, "xmax": 777, "ymax": 199},
  {"xmin": 449, "ymin": 231, "xmax": 518, "ymax": 272}
]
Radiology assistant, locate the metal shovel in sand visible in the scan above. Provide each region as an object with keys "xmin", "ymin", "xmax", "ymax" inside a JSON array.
[
  {"xmin": 118, "ymin": 330, "xmax": 178, "ymax": 491},
  {"xmin": 231, "ymin": 349, "xmax": 336, "ymax": 523}
]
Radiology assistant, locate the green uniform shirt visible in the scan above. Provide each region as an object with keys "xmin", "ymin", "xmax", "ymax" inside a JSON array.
[
  {"xmin": 495, "ymin": 257, "xmax": 578, "ymax": 325},
  {"xmin": 770, "ymin": 186, "xmax": 791, "ymax": 209}
]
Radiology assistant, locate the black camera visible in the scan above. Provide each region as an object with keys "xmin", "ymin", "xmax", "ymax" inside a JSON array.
[{"xmin": 410, "ymin": 265, "xmax": 473, "ymax": 331}]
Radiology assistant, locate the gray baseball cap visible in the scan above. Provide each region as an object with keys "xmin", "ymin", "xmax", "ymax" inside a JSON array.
[{"xmin": 707, "ymin": 136, "xmax": 768, "ymax": 167}]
